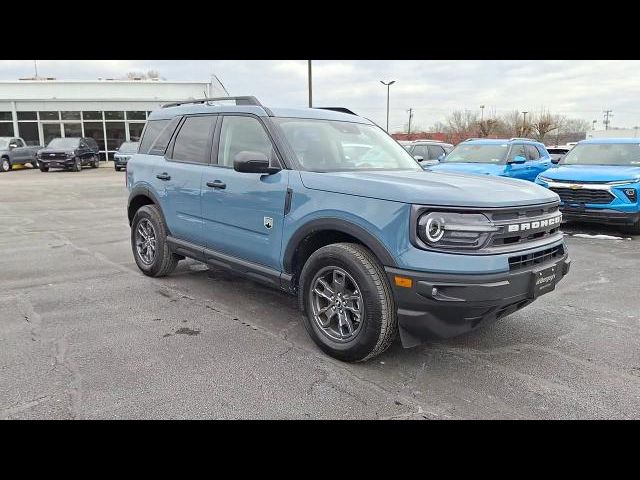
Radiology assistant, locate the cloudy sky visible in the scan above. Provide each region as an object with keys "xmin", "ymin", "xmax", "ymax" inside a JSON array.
[{"xmin": 2, "ymin": 60, "xmax": 639, "ymax": 131}]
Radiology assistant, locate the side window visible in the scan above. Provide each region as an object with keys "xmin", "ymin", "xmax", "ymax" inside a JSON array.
[
  {"xmin": 428, "ymin": 145, "xmax": 445, "ymax": 160},
  {"xmin": 139, "ymin": 118, "xmax": 180, "ymax": 155},
  {"xmin": 508, "ymin": 144, "xmax": 527, "ymax": 161},
  {"xmin": 412, "ymin": 145, "xmax": 428, "ymax": 157},
  {"xmin": 15, "ymin": 138, "xmax": 25, "ymax": 148},
  {"xmin": 217, "ymin": 116, "xmax": 277, "ymax": 168},
  {"xmin": 526, "ymin": 144, "xmax": 540, "ymax": 160},
  {"xmin": 170, "ymin": 116, "xmax": 216, "ymax": 164}
]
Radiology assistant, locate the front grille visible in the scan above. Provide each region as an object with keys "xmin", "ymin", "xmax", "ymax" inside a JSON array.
[
  {"xmin": 487, "ymin": 203, "xmax": 562, "ymax": 249},
  {"xmin": 42, "ymin": 153, "xmax": 68, "ymax": 161},
  {"xmin": 508, "ymin": 245, "xmax": 564, "ymax": 271},
  {"xmin": 550, "ymin": 187, "xmax": 614, "ymax": 205}
]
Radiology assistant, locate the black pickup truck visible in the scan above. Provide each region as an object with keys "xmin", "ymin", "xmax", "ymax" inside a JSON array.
[
  {"xmin": 37, "ymin": 137, "xmax": 100, "ymax": 172},
  {"xmin": 0, "ymin": 137, "xmax": 43, "ymax": 172}
]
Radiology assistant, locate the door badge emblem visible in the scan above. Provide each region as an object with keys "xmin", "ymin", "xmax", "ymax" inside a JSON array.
[{"xmin": 264, "ymin": 217, "xmax": 273, "ymax": 229}]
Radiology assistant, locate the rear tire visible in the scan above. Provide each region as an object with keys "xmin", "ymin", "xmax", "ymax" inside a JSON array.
[
  {"xmin": 1, "ymin": 158, "xmax": 11, "ymax": 172},
  {"xmin": 92, "ymin": 156, "xmax": 99, "ymax": 168},
  {"xmin": 131, "ymin": 204, "xmax": 179, "ymax": 277},
  {"xmin": 298, "ymin": 242, "xmax": 397, "ymax": 362}
]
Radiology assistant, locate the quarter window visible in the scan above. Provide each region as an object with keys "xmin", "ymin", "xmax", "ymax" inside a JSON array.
[
  {"xmin": 218, "ymin": 116, "xmax": 276, "ymax": 167},
  {"xmin": 170, "ymin": 116, "xmax": 216, "ymax": 164}
]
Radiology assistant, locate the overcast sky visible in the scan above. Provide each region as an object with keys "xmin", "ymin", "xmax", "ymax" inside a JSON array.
[{"xmin": 2, "ymin": 60, "xmax": 639, "ymax": 131}]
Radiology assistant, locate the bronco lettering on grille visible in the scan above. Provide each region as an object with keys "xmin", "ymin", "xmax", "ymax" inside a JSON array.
[{"xmin": 507, "ymin": 215, "xmax": 561, "ymax": 233}]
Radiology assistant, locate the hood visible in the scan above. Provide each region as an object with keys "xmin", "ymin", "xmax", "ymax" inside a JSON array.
[
  {"xmin": 299, "ymin": 170, "xmax": 558, "ymax": 208},
  {"xmin": 542, "ymin": 165, "xmax": 640, "ymax": 183},
  {"xmin": 428, "ymin": 162, "xmax": 506, "ymax": 176},
  {"xmin": 39, "ymin": 148, "xmax": 75, "ymax": 154}
]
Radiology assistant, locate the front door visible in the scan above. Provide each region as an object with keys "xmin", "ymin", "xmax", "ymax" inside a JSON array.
[
  {"xmin": 201, "ymin": 114, "xmax": 289, "ymax": 270},
  {"xmin": 505, "ymin": 144, "xmax": 530, "ymax": 180}
]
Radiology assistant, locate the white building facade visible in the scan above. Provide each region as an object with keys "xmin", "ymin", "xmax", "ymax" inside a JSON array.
[
  {"xmin": 0, "ymin": 78, "xmax": 225, "ymax": 159},
  {"xmin": 586, "ymin": 128, "xmax": 640, "ymax": 139}
]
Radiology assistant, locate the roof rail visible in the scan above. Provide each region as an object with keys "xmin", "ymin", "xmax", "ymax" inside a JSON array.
[
  {"xmin": 463, "ymin": 137, "xmax": 487, "ymax": 142},
  {"xmin": 509, "ymin": 137, "xmax": 538, "ymax": 142},
  {"xmin": 314, "ymin": 107, "xmax": 358, "ymax": 116},
  {"xmin": 162, "ymin": 96, "xmax": 273, "ymax": 115}
]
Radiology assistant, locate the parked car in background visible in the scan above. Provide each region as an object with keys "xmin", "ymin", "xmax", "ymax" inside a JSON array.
[
  {"xmin": 405, "ymin": 140, "xmax": 453, "ymax": 166},
  {"xmin": 536, "ymin": 138, "xmax": 640, "ymax": 233},
  {"xmin": 429, "ymin": 138, "xmax": 553, "ymax": 182},
  {"xmin": 37, "ymin": 137, "xmax": 100, "ymax": 172},
  {"xmin": 126, "ymin": 96, "xmax": 570, "ymax": 362},
  {"xmin": 546, "ymin": 145, "xmax": 572, "ymax": 163},
  {"xmin": 0, "ymin": 137, "xmax": 43, "ymax": 172},
  {"xmin": 114, "ymin": 141, "xmax": 139, "ymax": 171}
]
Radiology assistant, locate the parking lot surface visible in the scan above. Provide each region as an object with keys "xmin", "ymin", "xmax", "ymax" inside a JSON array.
[{"xmin": 1, "ymin": 165, "xmax": 639, "ymax": 419}]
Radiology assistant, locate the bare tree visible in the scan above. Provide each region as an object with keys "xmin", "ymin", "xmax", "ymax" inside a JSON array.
[
  {"xmin": 477, "ymin": 118, "xmax": 501, "ymax": 137},
  {"xmin": 530, "ymin": 110, "xmax": 563, "ymax": 143}
]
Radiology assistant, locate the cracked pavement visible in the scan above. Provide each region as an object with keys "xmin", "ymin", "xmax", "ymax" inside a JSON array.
[{"xmin": 1, "ymin": 165, "xmax": 639, "ymax": 419}]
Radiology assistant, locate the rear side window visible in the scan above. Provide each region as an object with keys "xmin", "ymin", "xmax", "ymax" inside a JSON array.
[
  {"xmin": 526, "ymin": 144, "xmax": 541, "ymax": 160},
  {"xmin": 139, "ymin": 118, "xmax": 180, "ymax": 155},
  {"xmin": 170, "ymin": 116, "xmax": 216, "ymax": 164}
]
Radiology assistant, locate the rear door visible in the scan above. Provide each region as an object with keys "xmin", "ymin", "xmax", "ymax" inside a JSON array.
[
  {"xmin": 526, "ymin": 144, "xmax": 552, "ymax": 178},
  {"xmin": 200, "ymin": 114, "xmax": 289, "ymax": 270}
]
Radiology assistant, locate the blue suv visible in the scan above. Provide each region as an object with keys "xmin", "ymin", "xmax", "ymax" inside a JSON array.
[
  {"xmin": 126, "ymin": 97, "xmax": 570, "ymax": 362},
  {"xmin": 535, "ymin": 138, "xmax": 640, "ymax": 233},
  {"xmin": 429, "ymin": 138, "xmax": 553, "ymax": 182}
]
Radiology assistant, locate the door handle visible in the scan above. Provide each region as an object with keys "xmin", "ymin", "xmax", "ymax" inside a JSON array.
[
  {"xmin": 156, "ymin": 173, "xmax": 171, "ymax": 181},
  {"xmin": 206, "ymin": 180, "xmax": 226, "ymax": 189}
]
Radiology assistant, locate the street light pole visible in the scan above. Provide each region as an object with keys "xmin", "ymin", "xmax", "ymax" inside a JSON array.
[
  {"xmin": 308, "ymin": 60, "xmax": 312, "ymax": 108},
  {"xmin": 480, "ymin": 105, "xmax": 485, "ymax": 122},
  {"xmin": 407, "ymin": 108, "xmax": 413, "ymax": 135},
  {"xmin": 521, "ymin": 111, "xmax": 528, "ymax": 136},
  {"xmin": 380, "ymin": 80, "xmax": 395, "ymax": 132}
]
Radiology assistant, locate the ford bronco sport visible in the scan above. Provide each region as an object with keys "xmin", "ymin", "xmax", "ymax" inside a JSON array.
[{"xmin": 126, "ymin": 97, "xmax": 570, "ymax": 362}]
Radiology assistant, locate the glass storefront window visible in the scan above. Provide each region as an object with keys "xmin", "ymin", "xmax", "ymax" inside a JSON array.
[
  {"xmin": 63, "ymin": 123, "xmax": 82, "ymax": 138},
  {"xmin": 128, "ymin": 123, "xmax": 145, "ymax": 142},
  {"xmin": 83, "ymin": 122, "xmax": 105, "ymax": 150},
  {"xmin": 105, "ymin": 111, "xmax": 124, "ymax": 120},
  {"xmin": 17, "ymin": 112, "xmax": 37, "ymax": 121},
  {"xmin": 40, "ymin": 111, "xmax": 60, "ymax": 121},
  {"xmin": 61, "ymin": 111, "xmax": 81, "ymax": 120},
  {"xmin": 18, "ymin": 122, "xmax": 40, "ymax": 145},
  {"xmin": 126, "ymin": 111, "xmax": 146, "ymax": 120},
  {"xmin": 43, "ymin": 124, "xmax": 62, "ymax": 145},
  {"xmin": 83, "ymin": 111, "xmax": 102, "ymax": 121},
  {"xmin": 0, "ymin": 112, "xmax": 12, "ymax": 121},
  {"xmin": 106, "ymin": 122, "xmax": 126, "ymax": 151},
  {"xmin": 0, "ymin": 123, "xmax": 14, "ymax": 136}
]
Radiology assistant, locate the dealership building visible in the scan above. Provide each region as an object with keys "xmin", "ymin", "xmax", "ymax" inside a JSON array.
[{"xmin": 0, "ymin": 77, "xmax": 225, "ymax": 160}]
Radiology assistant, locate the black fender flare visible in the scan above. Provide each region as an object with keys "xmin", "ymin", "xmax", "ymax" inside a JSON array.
[
  {"xmin": 282, "ymin": 218, "xmax": 397, "ymax": 273},
  {"xmin": 127, "ymin": 185, "xmax": 170, "ymax": 233}
]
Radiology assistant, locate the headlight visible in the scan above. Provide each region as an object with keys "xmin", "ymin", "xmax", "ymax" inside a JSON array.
[
  {"xmin": 537, "ymin": 176, "xmax": 552, "ymax": 183},
  {"xmin": 417, "ymin": 211, "xmax": 499, "ymax": 250},
  {"xmin": 67, "ymin": 151, "xmax": 75, "ymax": 157}
]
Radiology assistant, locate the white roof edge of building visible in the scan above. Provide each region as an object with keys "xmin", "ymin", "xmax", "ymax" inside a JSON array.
[{"xmin": 0, "ymin": 79, "xmax": 211, "ymax": 84}]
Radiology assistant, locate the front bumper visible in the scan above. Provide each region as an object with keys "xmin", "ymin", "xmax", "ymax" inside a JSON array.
[
  {"xmin": 114, "ymin": 157, "xmax": 130, "ymax": 167},
  {"xmin": 560, "ymin": 205, "xmax": 640, "ymax": 226},
  {"xmin": 386, "ymin": 250, "xmax": 570, "ymax": 347},
  {"xmin": 39, "ymin": 158, "xmax": 75, "ymax": 168}
]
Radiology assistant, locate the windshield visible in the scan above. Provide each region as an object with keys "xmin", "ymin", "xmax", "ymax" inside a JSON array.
[
  {"xmin": 443, "ymin": 143, "xmax": 509, "ymax": 164},
  {"xmin": 561, "ymin": 143, "xmax": 640, "ymax": 166},
  {"xmin": 274, "ymin": 118, "xmax": 422, "ymax": 172},
  {"xmin": 47, "ymin": 138, "xmax": 79, "ymax": 149},
  {"xmin": 118, "ymin": 142, "xmax": 139, "ymax": 153}
]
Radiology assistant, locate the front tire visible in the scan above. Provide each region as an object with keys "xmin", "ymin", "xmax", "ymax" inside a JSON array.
[
  {"xmin": 39, "ymin": 166, "xmax": 49, "ymax": 172},
  {"xmin": 1, "ymin": 158, "xmax": 11, "ymax": 172},
  {"xmin": 73, "ymin": 158, "xmax": 81, "ymax": 172},
  {"xmin": 624, "ymin": 219, "xmax": 640, "ymax": 235},
  {"xmin": 131, "ymin": 204, "xmax": 179, "ymax": 277},
  {"xmin": 298, "ymin": 243, "xmax": 397, "ymax": 362},
  {"xmin": 92, "ymin": 156, "xmax": 99, "ymax": 168}
]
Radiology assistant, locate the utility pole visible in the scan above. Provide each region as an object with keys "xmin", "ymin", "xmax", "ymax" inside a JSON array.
[
  {"xmin": 308, "ymin": 60, "xmax": 312, "ymax": 108},
  {"xmin": 407, "ymin": 108, "xmax": 413, "ymax": 135},
  {"xmin": 480, "ymin": 105, "xmax": 485, "ymax": 122},
  {"xmin": 521, "ymin": 111, "xmax": 528, "ymax": 136},
  {"xmin": 380, "ymin": 80, "xmax": 395, "ymax": 133},
  {"xmin": 603, "ymin": 110, "xmax": 613, "ymax": 130}
]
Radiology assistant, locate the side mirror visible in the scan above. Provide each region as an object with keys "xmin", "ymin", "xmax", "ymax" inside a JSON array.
[
  {"xmin": 437, "ymin": 153, "xmax": 445, "ymax": 162},
  {"xmin": 551, "ymin": 156, "xmax": 562, "ymax": 164},
  {"xmin": 233, "ymin": 151, "xmax": 280, "ymax": 174},
  {"xmin": 413, "ymin": 155, "xmax": 424, "ymax": 162},
  {"xmin": 8, "ymin": 143, "xmax": 18, "ymax": 149},
  {"xmin": 508, "ymin": 155, "xmax": 526, "ymax": 164}
]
